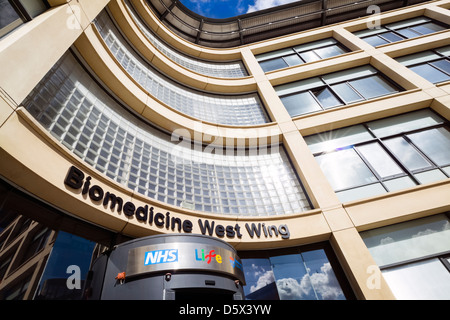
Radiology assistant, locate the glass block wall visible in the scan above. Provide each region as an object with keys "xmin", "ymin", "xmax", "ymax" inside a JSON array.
[
  {"xmin": 123, "ymin": 0, "xmax": 248, "ymax": 78},
  {"xmin": 23, "ymin": 52, "xmax": 311, "ymax": 216},
  {"xmin": 94, "ymin": 10, "xmax": 268, "ymax": 126}
]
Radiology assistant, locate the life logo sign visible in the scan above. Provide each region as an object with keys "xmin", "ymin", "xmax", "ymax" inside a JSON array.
[
  {"xmin": 194, "ymin": 249, "xmax": 243, "ymax": 271},
  {"xmin": 144, "ymin": 249, "xmax": 178, "ymax": 265},
  {"xmin": 195, "ymin": 249, "xmax": 223, "ymax": 264}
]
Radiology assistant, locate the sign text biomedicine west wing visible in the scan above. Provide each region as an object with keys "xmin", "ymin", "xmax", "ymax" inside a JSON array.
[{"xmin": 64, "ymin": 166, "xmax": 290, "ymax": 240}]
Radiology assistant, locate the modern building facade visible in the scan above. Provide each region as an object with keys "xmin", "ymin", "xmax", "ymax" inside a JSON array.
[{"xmin": 0, "ymin": 0, "xmax": 449, "ymax": 300}]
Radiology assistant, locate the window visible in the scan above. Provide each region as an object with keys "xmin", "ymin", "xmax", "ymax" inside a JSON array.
[
  {"xmin": 0, "ymin": 0, "xmax": 23, "ymax": 37},
  {"xmin": 2, "ymin": 274, "xmax": 32, "ymax": 300},
  {"xmin": 361, "ymin": 214, "xmax": 450, "ymax": 300},
  {"xmin": 19, "ymin": 227, "xmax": 51, "ymax": 265},
  {"xmin": 0, "ymin": 255, "xmax": 12, "ymax": 282},
  {"xmin": 304, "ymin": 109, "xmax": 450, "ymax": 202},
  {"xmin": 111, "ymin": 3, "xmax": 249, "ymax": 78},
  {"xmin": 276, "ymin": 66, "xmax": 401, "ymax": 117},
  {"xmin": 355, "ymin": 17, "xmax": 448, "ymax": 47},
  {"xmin": 396, "ymin": 46, "xmax": 450, "ymax": 84},
  {"xmin": 94, "ymin": 10, "xmax": 267, "ymax": 126},
  {"xmin": 240, "ymin": 243, "xmax": 354, "ymax": 300},
  {"xmin": 34, "ymin": 232, "xmax": 97, "ymax": 300},
  {"xmin": 0, "ymin": 0, "xmax": 49, "ymax": 38},
  {"xmin": 256, "ymin": 38, "xmax": 349, "ymax": 72}
]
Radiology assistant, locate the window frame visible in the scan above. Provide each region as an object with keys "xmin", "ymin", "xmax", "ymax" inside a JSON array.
[
  {"xmin": 278, "ymin": 66, "xmax": 402, "ymax": 117},
  {"xmin": 239, "ymin": 242, "xmax": 355, "ymax": 300},
  {"xmin": 307, "ymin": 109, "xmax": 450, "ymax": 199},
  {"xmin": 360, "ymin": 213, "xmax": 450, "ymax": 299},
  {"xmin": 0, "ymin": 0, "xmax": 49, "ymax": 38},
  {"xmin": 397, "ymin": 47, "xmax": 450, "ymax": 84},
  {"xmin": 357, "ymin": 17, "xmax": 449, "ymax": 47},
  {"xmin": 257, "ymin": 38, "xmax": 350, "ymax": 73}
]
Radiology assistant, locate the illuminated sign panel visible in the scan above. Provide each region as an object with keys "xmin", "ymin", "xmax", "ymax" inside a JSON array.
[{"xmin": 127, "ymin": 243, "xmax": 245, "ymax": 283}]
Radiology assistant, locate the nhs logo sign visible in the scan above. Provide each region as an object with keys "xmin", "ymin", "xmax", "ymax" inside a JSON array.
[{"xmin": 144, "ymin": 249, "xmax": 178, "ymax": 265}]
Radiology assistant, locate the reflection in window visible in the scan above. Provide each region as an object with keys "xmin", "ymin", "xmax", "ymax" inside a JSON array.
[
  {"xmin": 305, "ymin": 109, "xmax": 450, "ymax": 202},
  {"xmin": 3, "ymin": 274, "xmax": 32, "ymax": 300},
  {"xmin": 396, "ymin": 46, "xmax": 450, "ymax": 84},
  {"xmin": 355, "ymin": 17, "xmax": 448, "ymax": 47},
  {"xmin": 316, "ymin": 148, "xmax": 378, "ymax": 191},
  {"xmin": 0, "ymin": 0, "xmax": 20, "ymax": 28},
  {"xmin": 0, "ymin": 255, "xmax": 12, "ymax": 283},
  {"xmin": 0, "ymin": 0, "xmax": 22, "ymax": 37},
  {"xmin": 383, "ymin": 137, "xmax": 432, "ymax": 171},
  {"xmin": 276, "ymin": 66, "xmax": 401, "ymax": 118},
  {"xmin": 0, "ymin": 0, "xmax": 49, "ymax": 38},
  {"xmin": 0, "ymin": 180, "xmax": 112, "ymax": 300},
  {"xmin": 256, "ymin": 38, "xmax": 348, "ymax": 73},
  {"xmin": 19, "ymin": 227, "xmax": 51, "ymax": 265},
  {"xmin": 242, "ymin": 258, "xmax": 279, "ymax": 300},
  {"xmin": 241, "ymin": 245, "xmax": 351, "ymax": 300},
  {"xmin": 361, "ymin": 214, "xmax": 450, "ymax": 299}
]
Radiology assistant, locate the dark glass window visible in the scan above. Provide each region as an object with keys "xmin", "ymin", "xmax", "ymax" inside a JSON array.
[
  {"xmin": 355, "ymin": 17, "xmax": 448, "ymax": 47},
  {"xmin": 396, "ymin": 46, "xmax": 450, "ymax": 84},
  {"xmin": 257, "ymin": 38, "xmax": 349, "ymax": 72},
  {"xmin": 305, "ymin": 109, "xmax": 450, "ymax": 202},
  {"xmin": 24, "ymin": 53, "xmax": 311, "ymax": 217},
  {"xmin": 0, "ymin": 0, "xmax": 21, "ymax": 29},
  {"xmin": 240, "ymin": 243, "xmax": 354, "ymax": 300},
  {"xmin": 283, "ymin": 53, "xmax": 303, "ymax": 66},
  {"xmin": 0, "ymin": 255, "xmax": 12, "ymax": 282},
  {"xmin": 276, "ymin": 65, "xmax": 401, "ymax": 117},
  {"xmin": 0, "ymin": 0, "xmax": 22, "ymax": 37},
  {"xmin": 34, "ymin": 232, "xmax": 97, "ymax": 300}
]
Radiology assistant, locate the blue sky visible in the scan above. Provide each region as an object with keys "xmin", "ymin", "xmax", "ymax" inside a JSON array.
[{"xmin": 180, "ymin": 0, "xmax": 300, "ymax": 19}]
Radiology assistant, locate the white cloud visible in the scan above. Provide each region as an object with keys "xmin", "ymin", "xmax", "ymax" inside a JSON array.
[
  {"xmin": 250, "ymin": 269, "xmax": 275, "ymax": 293},
  {"xmin": 275, "ymin": 263, "xmax": 344, "ymax": 300},
  {"xmin": 309, "ymin": 263, "xmax": 345, "ymax": 300},
  {"xmin": 246, "ymin": 0, "xmax": 300, "ymax": 13}
]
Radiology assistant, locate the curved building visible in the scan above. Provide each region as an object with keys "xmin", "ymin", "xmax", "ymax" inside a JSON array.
[{"xmin": 0, "ymin": 0, "xmax": 450, "ymax": 300}]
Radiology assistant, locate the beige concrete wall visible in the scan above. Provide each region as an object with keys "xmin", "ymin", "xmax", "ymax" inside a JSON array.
[{"xmin": 1, "ymin": 0, "xmax": 450, "ymax": 300}]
